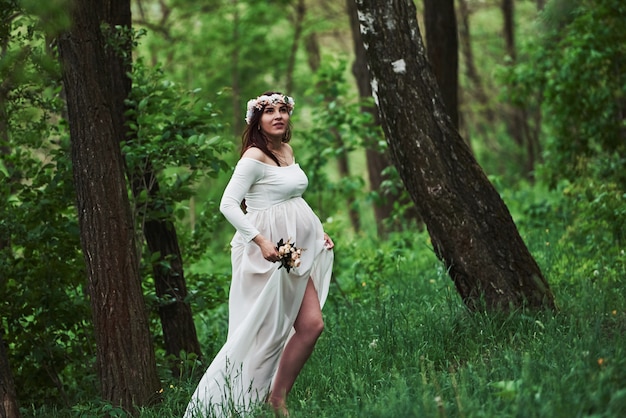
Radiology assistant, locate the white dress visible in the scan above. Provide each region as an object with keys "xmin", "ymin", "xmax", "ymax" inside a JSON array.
[{"xmin": 184, "ymin": 158, "xmax": 334, "ymax": 417}]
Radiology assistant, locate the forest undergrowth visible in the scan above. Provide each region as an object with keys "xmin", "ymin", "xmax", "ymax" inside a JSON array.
[
  {"xmin": 26, "ymin": 182, "xmax": 623, "ymax": 418},
  {"xmin": 146, "ymin": 181, "xmax": 626, "ymax": 418}
]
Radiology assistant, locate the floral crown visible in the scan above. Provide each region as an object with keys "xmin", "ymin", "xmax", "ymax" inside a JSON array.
[{"xmin": 245, "ymin": 93, "xmax": 295, "ymax": 125}]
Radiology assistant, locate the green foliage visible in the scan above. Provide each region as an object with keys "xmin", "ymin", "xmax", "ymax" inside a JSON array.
[
  {"xmin": 541, "ymin": 0, "xmax": 626, "ymax": 180},
  {"xmin": 0, "ymin": 9, "xmax": 96, "ymax": 408},
  {"xmin": 503, "ymin": 0, "xmax": 626, "ymax": 240},
  {"xmin": 377, "ymin": 164, "xmax": 422, "ymax": 232},
  {"xmin": 6, "ymin": 0, "xmax": 626, "ymax": 415},
  {"xmin": 297, "ymin": 58, "xmax": 376, "ymax": 222},
  {"xmin": 297, "ymin": 58, "xmax": 416, "ymax": 233},
  {"xmin": 18, "ymin": 0, "xmax": 71, "ymax": 36},
  {"xmin": 507, "ymin": 0, "xmax": 626, "ymax": 248},
  {"xmin": 135, "ymin": 0, "xmax": 312, "ymax": 133},
  {"xmin": 124, "ymin": 56, "xmax": 231, "ymax": 221},
  {"xmin": 500, "ymin": 178, "xmax": 625, "ymax": 280},
  {"xmin": 1, "ymin": 17, "xmax": 236, "ymax": 410},
  {"xmin": 124, "ymin": 52, "xmax": 235, "ymax": 365}
]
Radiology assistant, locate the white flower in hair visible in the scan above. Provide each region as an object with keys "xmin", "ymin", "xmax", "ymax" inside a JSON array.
[{"xmin": 245, "ymin": 93, "xmax": 295, "ymax": 124}]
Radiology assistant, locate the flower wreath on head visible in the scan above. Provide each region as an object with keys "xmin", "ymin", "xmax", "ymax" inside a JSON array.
[{"xmin": 245, "ymin": 93, "xmax": 295, "ymax": 125}]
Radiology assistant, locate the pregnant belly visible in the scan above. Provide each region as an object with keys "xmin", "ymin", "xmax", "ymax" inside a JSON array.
[{"xmin": 251, "ymin": 198, "xmax": 321, "ymax": 241}]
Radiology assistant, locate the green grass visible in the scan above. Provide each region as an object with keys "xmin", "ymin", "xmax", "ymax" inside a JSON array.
[
  {"xmin": 283, "ymin": 266, "xmax": 625, "ymax": 417},
  {"xmin": 129, "ymin": 223, "xmax": 625, "ymax": 418},
  {"xmin": 22, "ymin": 184, "xmax": 626, "ymax": 418}
]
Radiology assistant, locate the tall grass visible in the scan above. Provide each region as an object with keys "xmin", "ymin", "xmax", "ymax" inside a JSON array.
[
  {"xmin": 281, "ymin": 240, "xmax": 625, "ymax": 417},
  {"xmin": 30, "ymin": 185, "xmax": 625, "ymax": 418},
  {"xmin": 133, "ymin": 212, "xmax": 625, "ymax": 418}
]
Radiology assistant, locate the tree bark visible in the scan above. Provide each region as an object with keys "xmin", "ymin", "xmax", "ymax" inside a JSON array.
[
  {"xmin": 0, "ymin": 330, "xmax": 20, "ymax": 418},
  {"xmin": 457, "ymin": 0, "xmax": 495, "ymax": 135},
  {"xmin": 286, "ymin": 0, "xmax": 306, "ymax": 93},
  {"xmin": 502, "ymin": 0, "xmax": 516, "ymax": 61},
  {"xmin": 354, "ymin": 0, "xmax": 556, "ymax": 311},
  {"xmin": 131, "ymin": 168, "xmax": 203, "ymax": 370},
  {"xmin": 423, "ymin": 0, "xmax": 459, "ymax": 129},
  {"xmin": 537, "ymin": 0, "xmax": 546, "ymax": 12},
  {"xmin": 304, "ymin": 30, "xmax": 321, "ymax": 73},
  {"xmin": 501, "ymin": 0, "xmax": 538, "ymax": 179},
  {"xmin": 111, "ymin": 0, "xmax": 202, "ymax": 368},
  {"xmin": 57, "ymin": 0, "xmax": 161, "ymax": 411},
  {"xmin": 347, "ymin": 0, "xmax": 395, "ymax": 235}
]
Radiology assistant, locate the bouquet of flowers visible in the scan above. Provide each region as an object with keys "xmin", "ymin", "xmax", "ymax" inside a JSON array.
[{"xmin": 276, "ymin": 238, "xmax": 304, "ymax": 273}]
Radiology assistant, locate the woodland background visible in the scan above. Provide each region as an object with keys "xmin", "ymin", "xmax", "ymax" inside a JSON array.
[{"xmin": 1, "ymin": 0, "xmax": 625, "ymax": 417}]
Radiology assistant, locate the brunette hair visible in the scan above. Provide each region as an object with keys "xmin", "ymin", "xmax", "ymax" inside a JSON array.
[{"xmin": 241, "ymin": 91, "xmax": 292, "ymax": 166}]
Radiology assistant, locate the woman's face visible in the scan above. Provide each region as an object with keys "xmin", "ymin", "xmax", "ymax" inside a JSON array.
[{"xmin": 259, "ymin": 102, "xmax": 290, "ymax": 139}]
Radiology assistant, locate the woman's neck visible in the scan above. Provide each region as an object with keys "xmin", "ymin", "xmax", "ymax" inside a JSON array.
[{"xmin": 267, "ymin": 137, "xmax": 283, "ymax": 151}]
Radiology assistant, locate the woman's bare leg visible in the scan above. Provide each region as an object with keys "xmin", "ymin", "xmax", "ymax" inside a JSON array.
[{"xmin": 269, "ymin": 278, "xmax": 324, "ymax": 415}]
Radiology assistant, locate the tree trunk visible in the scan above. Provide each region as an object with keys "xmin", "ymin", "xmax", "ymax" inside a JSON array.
[
  {"xmin": 112, "ymin": 0, "xmax": 202, "ymax": 369},
  {"xmin": 354, "ymin": 0, "xmax": 556, "ymax": 311},
  {"xmin": 0, "ymin": 330, "xmax": 20, "ymax": 418},
  {"xmin": 502, "ymin": 0, "xmax": 516, "ymax": 62},
  {"xmin": 501, "ymin": 0, "xmax": 537, "ymax": 179},
  {"xmin": 123, "ymin": 2, "xmax": 203, "ymax": 365},
  {"xmin": 347, "ymin": 0, "xmax": 395, "ymax": 236},
  {"xmin": 423, "ymin": 0, "xmax": 459, "ymax": 129},
  {"xmin": 501, "ymin": 0, "xmax": 521, "ymax": 151},
  {"xmin": 57, "ymin": 0, "xmax": 161, "ymax": 411},
  {"xmin": 286, "ymin": 0, "xmax": 306, "ymax": 93},
  {"xmin": 537, "ymin": 0, "xmax": 546, "ymax": 12},
  {"xmin": 304, "ymin": 30, "xmax": 321, "ymax": 73},
  {"xmin": 131, "ymin": 168, "xmax": 203, "ymax": 370},
  {"xmin": 457, "ymin": 0, "xmax": 495, "ymax": 138}
]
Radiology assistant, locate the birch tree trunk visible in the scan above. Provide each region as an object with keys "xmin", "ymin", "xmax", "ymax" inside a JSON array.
[{"xmin": 354, "ymin": 0, "xmax": 556, "ymax": 311}]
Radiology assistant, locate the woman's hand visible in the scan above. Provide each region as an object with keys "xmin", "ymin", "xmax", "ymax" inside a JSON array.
[
  {"xmin": 323, "ymin": 232, "xmax": 334, "ymax": 250},
  {"xmin": 253, "ymin": 235, "xmax": 280, "ymax": 262}
]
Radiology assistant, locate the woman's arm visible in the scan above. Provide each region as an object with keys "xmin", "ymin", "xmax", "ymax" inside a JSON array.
[
  {"xmin": 219, "ymin": 158, "xmax": 264, "ymax": 242},
  {"xmin": 219, "ymin": 157, "xmax": 280, "ymax": 262}
]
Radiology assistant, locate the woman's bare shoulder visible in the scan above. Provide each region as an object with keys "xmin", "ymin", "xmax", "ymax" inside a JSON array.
[{"xmin": 241, "ymin": 146, "xmax": 266, "ymax": 161}]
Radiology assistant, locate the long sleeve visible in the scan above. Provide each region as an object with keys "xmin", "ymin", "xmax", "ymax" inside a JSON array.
[{"xmin": 219, "ymin": 158, "xmax": 264, "ymax": 242}]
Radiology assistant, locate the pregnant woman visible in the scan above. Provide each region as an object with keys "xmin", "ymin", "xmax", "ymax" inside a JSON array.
[{"xmin": 184, "ymin": 92, "xmax": 334, "ymax": 417}]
